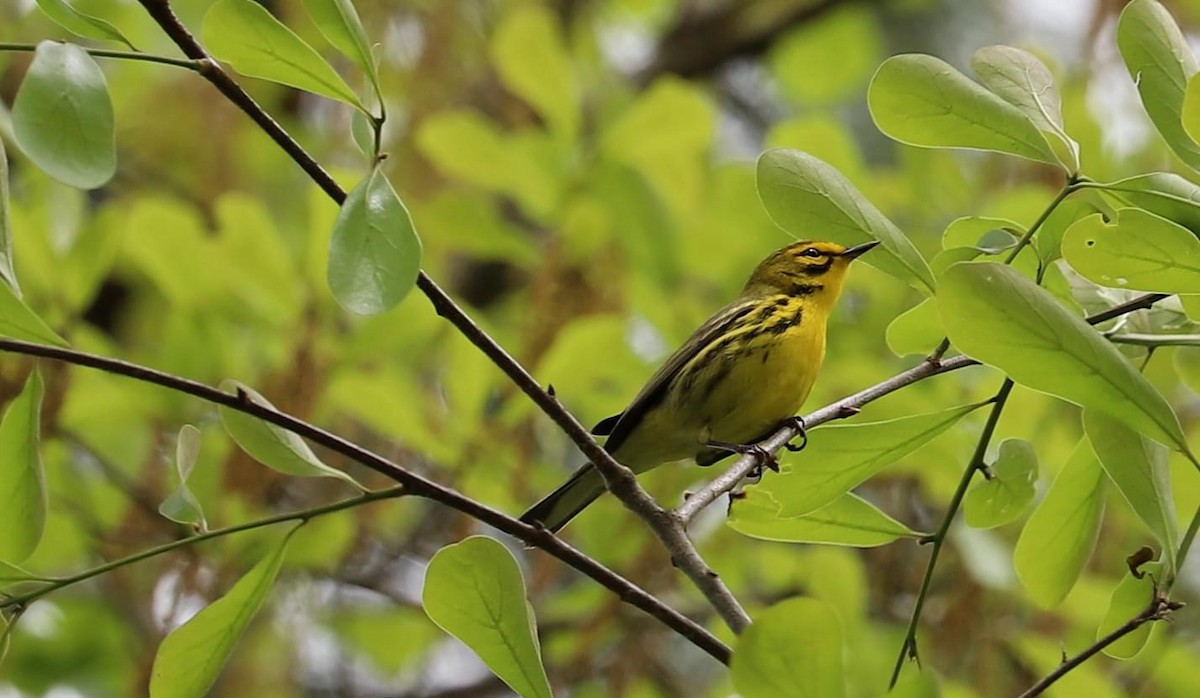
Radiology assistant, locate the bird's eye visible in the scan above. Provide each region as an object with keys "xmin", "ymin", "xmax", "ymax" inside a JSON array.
[{"xmin": 801, "ymin": 247, "xmax": 823, "ymax": 258}]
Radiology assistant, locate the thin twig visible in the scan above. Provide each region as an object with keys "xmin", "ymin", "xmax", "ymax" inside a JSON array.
[
  {"xmin": 888, "ymin": 379, "xmax": 1015, "ymax": 689},
  {"xmin": 130, "ymin": 0, "xmax": 758, "ymax": 634},
  {"xmin": 0, "ymin": 337, "xmax": 732, "ymax": 664},
  {"xmin": 1017, "ymin": 596, "xmax": 1183, "ymax": 698},
  {"xmin": 0, "ymin": 42, "xmax": 200, "ymax": 70},
  {"xmin": 1108, "ymin": 333, "xmax": 1200, "ymax": 347}
]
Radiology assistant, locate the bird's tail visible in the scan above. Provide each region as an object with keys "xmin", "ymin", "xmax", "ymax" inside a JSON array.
[{"xmin": 518, "ymin": 465, "xmax": 607, "ymax": 533}]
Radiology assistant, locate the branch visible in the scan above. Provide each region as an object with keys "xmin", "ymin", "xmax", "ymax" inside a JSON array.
[
  {"xmin": 1, "ymin": 486, "xmax": 407, "ymax": 611},
  {"xmin": 1108, "ymin": 333, "xmax": 1200, "ymax": 347},
  {"xmin": 0, "ymin": 42, "xmax": 200, "ymax": 70},
  {"xmin": 133, "ymin": 0, "xmax": 751, "ymax": 635},
  {"xmin": 1018, "ymin": 596, "xmax": 1184, "ymax": 698},
  {"xmin": 675, "ymin": 354, "xmax": 977, "ymax": 523},
  {"xmin": 0, "ymin": 337, "xmax": 731, "ymax": 664}
]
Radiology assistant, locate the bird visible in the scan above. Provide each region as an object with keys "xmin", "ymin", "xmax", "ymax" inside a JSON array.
[{"xmin": 519, "ymin": 239, "xmax": 880, "ymax": 532}]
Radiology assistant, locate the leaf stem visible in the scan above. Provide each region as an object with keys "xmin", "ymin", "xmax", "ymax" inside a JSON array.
[
  {"xmin": 0, "ymin": 42, "xmax": 200, "ymax": 70},
  {"xmin": 1108, "ymin": 332, "xmax": 1200, "ymax": 347},
  {"xmin": 1002, "ymin": 179, "xmax": 1080, "ymax": 265},
  {"xmin": 888, "ymin": 378, "xmax": 1015, "ymax": 689}
]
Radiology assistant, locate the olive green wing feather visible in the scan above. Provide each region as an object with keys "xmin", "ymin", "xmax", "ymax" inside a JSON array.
[{"xmin": 599, "ymin": 297, "xmax": 762, "ymax": 455}]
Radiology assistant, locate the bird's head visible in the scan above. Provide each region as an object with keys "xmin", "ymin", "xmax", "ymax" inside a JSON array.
[{"xmin": 741, "ymin": 239, "xmax": 879, "ymax": 304}]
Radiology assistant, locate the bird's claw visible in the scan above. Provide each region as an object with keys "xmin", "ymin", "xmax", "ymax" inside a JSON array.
[{"xmin": 782, "ymin": 416, "xmax": 808, "ymax": 452}]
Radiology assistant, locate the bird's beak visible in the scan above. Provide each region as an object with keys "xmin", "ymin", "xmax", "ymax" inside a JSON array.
[{"xmin": 842, "ymin": 240, "xmax": 880, "ymax": 259}]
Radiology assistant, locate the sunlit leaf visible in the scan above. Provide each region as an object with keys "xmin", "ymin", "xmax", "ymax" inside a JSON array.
[
  {"xmin": 219, "ymin": 380, "xmax": 364, "ymax": 489},
  {"xmin": 1097, "ymin": 562, "xmax": 1160, "ymax": 659},
  {"xmin": 0, "ymin": 136, "xmax": 18, "ymax": 294},
  {"xmin": 149, "ymin": 525, "xmax": 299, "ymax": 698},
  {"xmin": 963, "ymin": 438, "xmax": 1037, "ymax": 529},
  {"xmin": 1014, "ymin": 438, "xmax": 1106, "ymax": 607},
  {"xmin": 728, "ymin": 490, "xmax": 922, "ymax": 547},
  {"xmin": 751, "ymin": 404, "xmax": 980, "ymax": 517},
  {"xmin": 937, "ymin": 262, "xmax": 1189, "ymax": 453},
  {"xmin": 1062, "ymin": 209, "xmax": 1200, "ymax": 293},
  {"xmin": 731, "ymin": 598, "xmax": 845, "ymax": 698},
  {"xmin": 301, "ymin": 0, "xmax": 380, "ymax": 98},
  {"xmin": 422, "ymin": 536, "xmax": 552, "ymax": 698},
  {"xmin": 885, "ymin": 298, "xmax": 943, "ymax": 357},
  {"xmin": 1097, "ymin": 173, "xmax": 1200, "ymax": 233},
  {"xmin": 34, "ymin": 0, "xmax": 135, "ymax": 49},
  {"xmin": 203, "ymin": 0, "xmax": 366, "ymax": 111},
  {"xmin": 327, "ymin": 166, "xmax": 421, "ymax": 315},
  {"xmin": 1084, "ymin": 410, "xmax": 1178, "ymax": 569},
  {"xmin": 1118, "ymin": 0, "xmax": 1200, "ymax": 170},
  {"xmin": 868, "ymin": 54, "xmax": 1057, "ymax": 165},
  {"xmin": 756, "ymin": 149, "xmax": 935, "ymax": 291},
  {"xmin": 971, "ymin": 45, "xmax": 1077, "ymax": 169},
  {"xmin": 0, "ymin": 279, "xmax": 68, "ymax": 347},
  {"xmin": 159, "ymin": 424, "xmax": 207, "ymax": 530},
  {"xmin": 942, "ymin": 216, "xmax": 1023, "ymax": 251},
  {"xmin": 0, "ymin": 371, "xmax": 45, "ymax": 564},
  {"xmin": 491, "ymin": 4, "xmax": 578, "ymax": 139},
  {"xmin": 12, "ymin": 41, "xmax": 116, "ymax": 189}
]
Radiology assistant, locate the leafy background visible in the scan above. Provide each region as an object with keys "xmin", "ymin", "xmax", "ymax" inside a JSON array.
[{"xmin": 4, "ymin": 0, "xmax": 1200, "ymax": 696}]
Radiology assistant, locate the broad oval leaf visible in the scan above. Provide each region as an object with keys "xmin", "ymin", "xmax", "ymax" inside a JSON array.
[
  {"xmin": 0, "ymin": 280, "xmax": 68, "ymax": 346},
  {"xmin": 1118, "ymin": 0, "xmax": 1200, "ymax": 170},
  {"xmin": 731, "ymin": 598, "xmax": 845, "ymax": 698},
  {"xmin": 728, "ymin": 489, "xmax": 923, "ymax": 547},
  {"xmin": 203, "ymin": 0, "xmax": 366, "ymax": 111},
  {"xmin": 219, "ymin": 380, "xmax": 364, "ymax": 489},
  {"xmin": 971, "ymin": 45, "xmax": 1077, "ymax": 169},
  {"xmin": 1098, "ymin": 173, "xmax": 1200, "ymax": 233},
  {"xmin": 159, "ymin": 424, "xmax": 207, "ymax": 529},
  {"xmin": 942, "ymin": 216, "xmax": 1023, "ymax": 251},
  {"xmin": 963, "ymin": 438, "xmax": 1038, "ymax": 529},
  {"xmin": 301, "ymin": 0, "xmax": 379, "ymax": 97},
  {"xmin": 34, "ymin": 0, "xmax": 135, "ymax": 49},
  {"xmin": 885, "ymin": 298, "xmax": 943, "ymax": 357},
  {"xmin": 1097, "ymin": 562, "xmax": 1161, "ymax": 659},
  {"xmin": 756, "ymin": 149, "xmax": 935, "ymax": 291},
  {"xmin": 149, "ymin": 525, "xmax": 298, "ymax": 698},
  {"xmin": 751, "ymin": 403, "xmax": 980, "ymax": 517},
  {"xmin": 491, "ymin": 5, "xmax": 579, "ymax": 139},
  {"xmin": 0, "ymin": 371, "xmax": 45, "ymax": 564},
  {"xmin": 1014, "ymin": 438, "xmax": 1106, "ymax": 608},
  {"xmin": 1062, "ymin": 209, "xmax": 1200, "ymax": 293},
  {"xmin": 0, "ymin": 136, "xmax": 18, "ymax": 294},
  {"xmin": 12, "ymin": 41, "xmax": 116, "ymax": 189},
  {"xmin": 422, "ymin": 536, "xmax": 552, "ymax": 698},
  {"xmin": 868, "ymin": 54, "xmax": 1058, "ymax": 165},
  {"xmin": 327, "ymin": 167, "xmax": 422, "ymax": 315},
  {"xmin": 937, "ymin": 262, "xmax": 1189, "ymax": 453},
  {"xmin": 1084, "ymin": 410, "xmax": 1178, "ymax": 569}
]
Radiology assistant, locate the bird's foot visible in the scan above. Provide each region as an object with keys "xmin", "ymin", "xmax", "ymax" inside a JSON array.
[
  {"xmin": 704, "ymin": 440, "xmax": 779, "ymax": 474},
  {"xmin": 781, "ymin": 416, "xmax": 808, "ymax": 452}
]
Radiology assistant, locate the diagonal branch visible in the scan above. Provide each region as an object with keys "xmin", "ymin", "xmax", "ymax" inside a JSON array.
[{"xmin": 132, "ymin": 0, "xmax": 752, "ymax": 633}]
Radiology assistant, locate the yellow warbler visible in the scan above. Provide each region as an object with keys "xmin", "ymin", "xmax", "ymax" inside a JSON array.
[{"xmin": 521, "ymin": 239, "xmax": 879, "ymax": 531}]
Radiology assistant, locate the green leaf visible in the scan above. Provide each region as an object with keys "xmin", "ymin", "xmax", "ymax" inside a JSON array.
[
  {"xmin": 750, "ymin": 404, "xmax": 980, "ymax": 517},
  {"xmin": 0, "ymin": 371, "xmax": 45, "ymax": 564},
  {"xmin": 731, "ymin": 598, "xmax": 845, "ymax": 698},
  {"xmin": 963, "ymin": 438, "xmax": 1038, "ymax": 529},
  {"xmin": 159, "ymin": 425, "xmax": 207, "ymax": 530},
  {"xmin": 301, "ymin": 0, "xmax": 380, "ymax": 99},
  {"xmin": 756, "ymin": 149, "xmax": 935, "ymax": 291},
  {"xmin": 937, "ymin": 262, "xmax": 1189, "ymax": 453},
  {"xmin": 1062, "ymin": 209, "xmax": 1200, "ymax": 293},
  {"xmin": 942, "ymin": 216, "xmax": 1023, "ymax": 250},
  {"xmin": 34, "ymin": 0, "xmax": 135, "ymax": 49},
  {"xmin": 0, "ymin": 279, "xmax": 68, "ymax": 346},
  {"xmin": 1014, "ymin": 438, "xmax": 1106, "ymax": 608},
  {"xmin": 149, "ymin": 525, "xmax": 298, "ymax": 698},
  {"xmin": 327, "ymin": 167, "xmax": 422, "ymax": 315},
  {"xmin": 12, "ymin": 41, "xmax": 116, "ymax": 189},
  {"xmin": 1119, "ymin": 0, "xmax": 1200, "ymax": 170},
  {"xmin": 1084, "ymin": 410, "xmax": 1178, "ymax": 569},
  {"xmin": 867, "ymin": 54, "xmax": 1057, "ymax": 165},
  {"xmin": 1097, "ymin": 563, "xmax": 1160, "ymax": 659},
  {"xmin": 1097, "ymin": 173, "xmax": 1200, "ymax": 233},
  {"xmin": 970, "ymin": 45, "xmax": 1078, "ymax": 170},
  {"xmin": 0, "ymin": 135, "xmax": 18, "ymax": 294},
  {"xmin": 219, "ymin": 380, "xmax": 364, "ymax": 489},
  {"xmin": 422, "ymin": 536, "xmax": 552, "ymax": 698},
  {"xmin": 490, "ymin": 5, "xmax": 578, "ymax": 139},
  {"xmin": 203, "ymin": 0, "xmax": 366, "ymax": 111},
  {"xmin": 728, "ymin": 490, "xmax": 922, "ymax": 547},
  {"xmin": 885, "ymin": 298, "xmax": 943, "ymax": 357}
]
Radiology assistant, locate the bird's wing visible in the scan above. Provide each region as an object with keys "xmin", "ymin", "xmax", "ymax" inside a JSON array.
[{"xmin": 599, "ymin": 297, "xmax": 761, "ymax": 455}]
